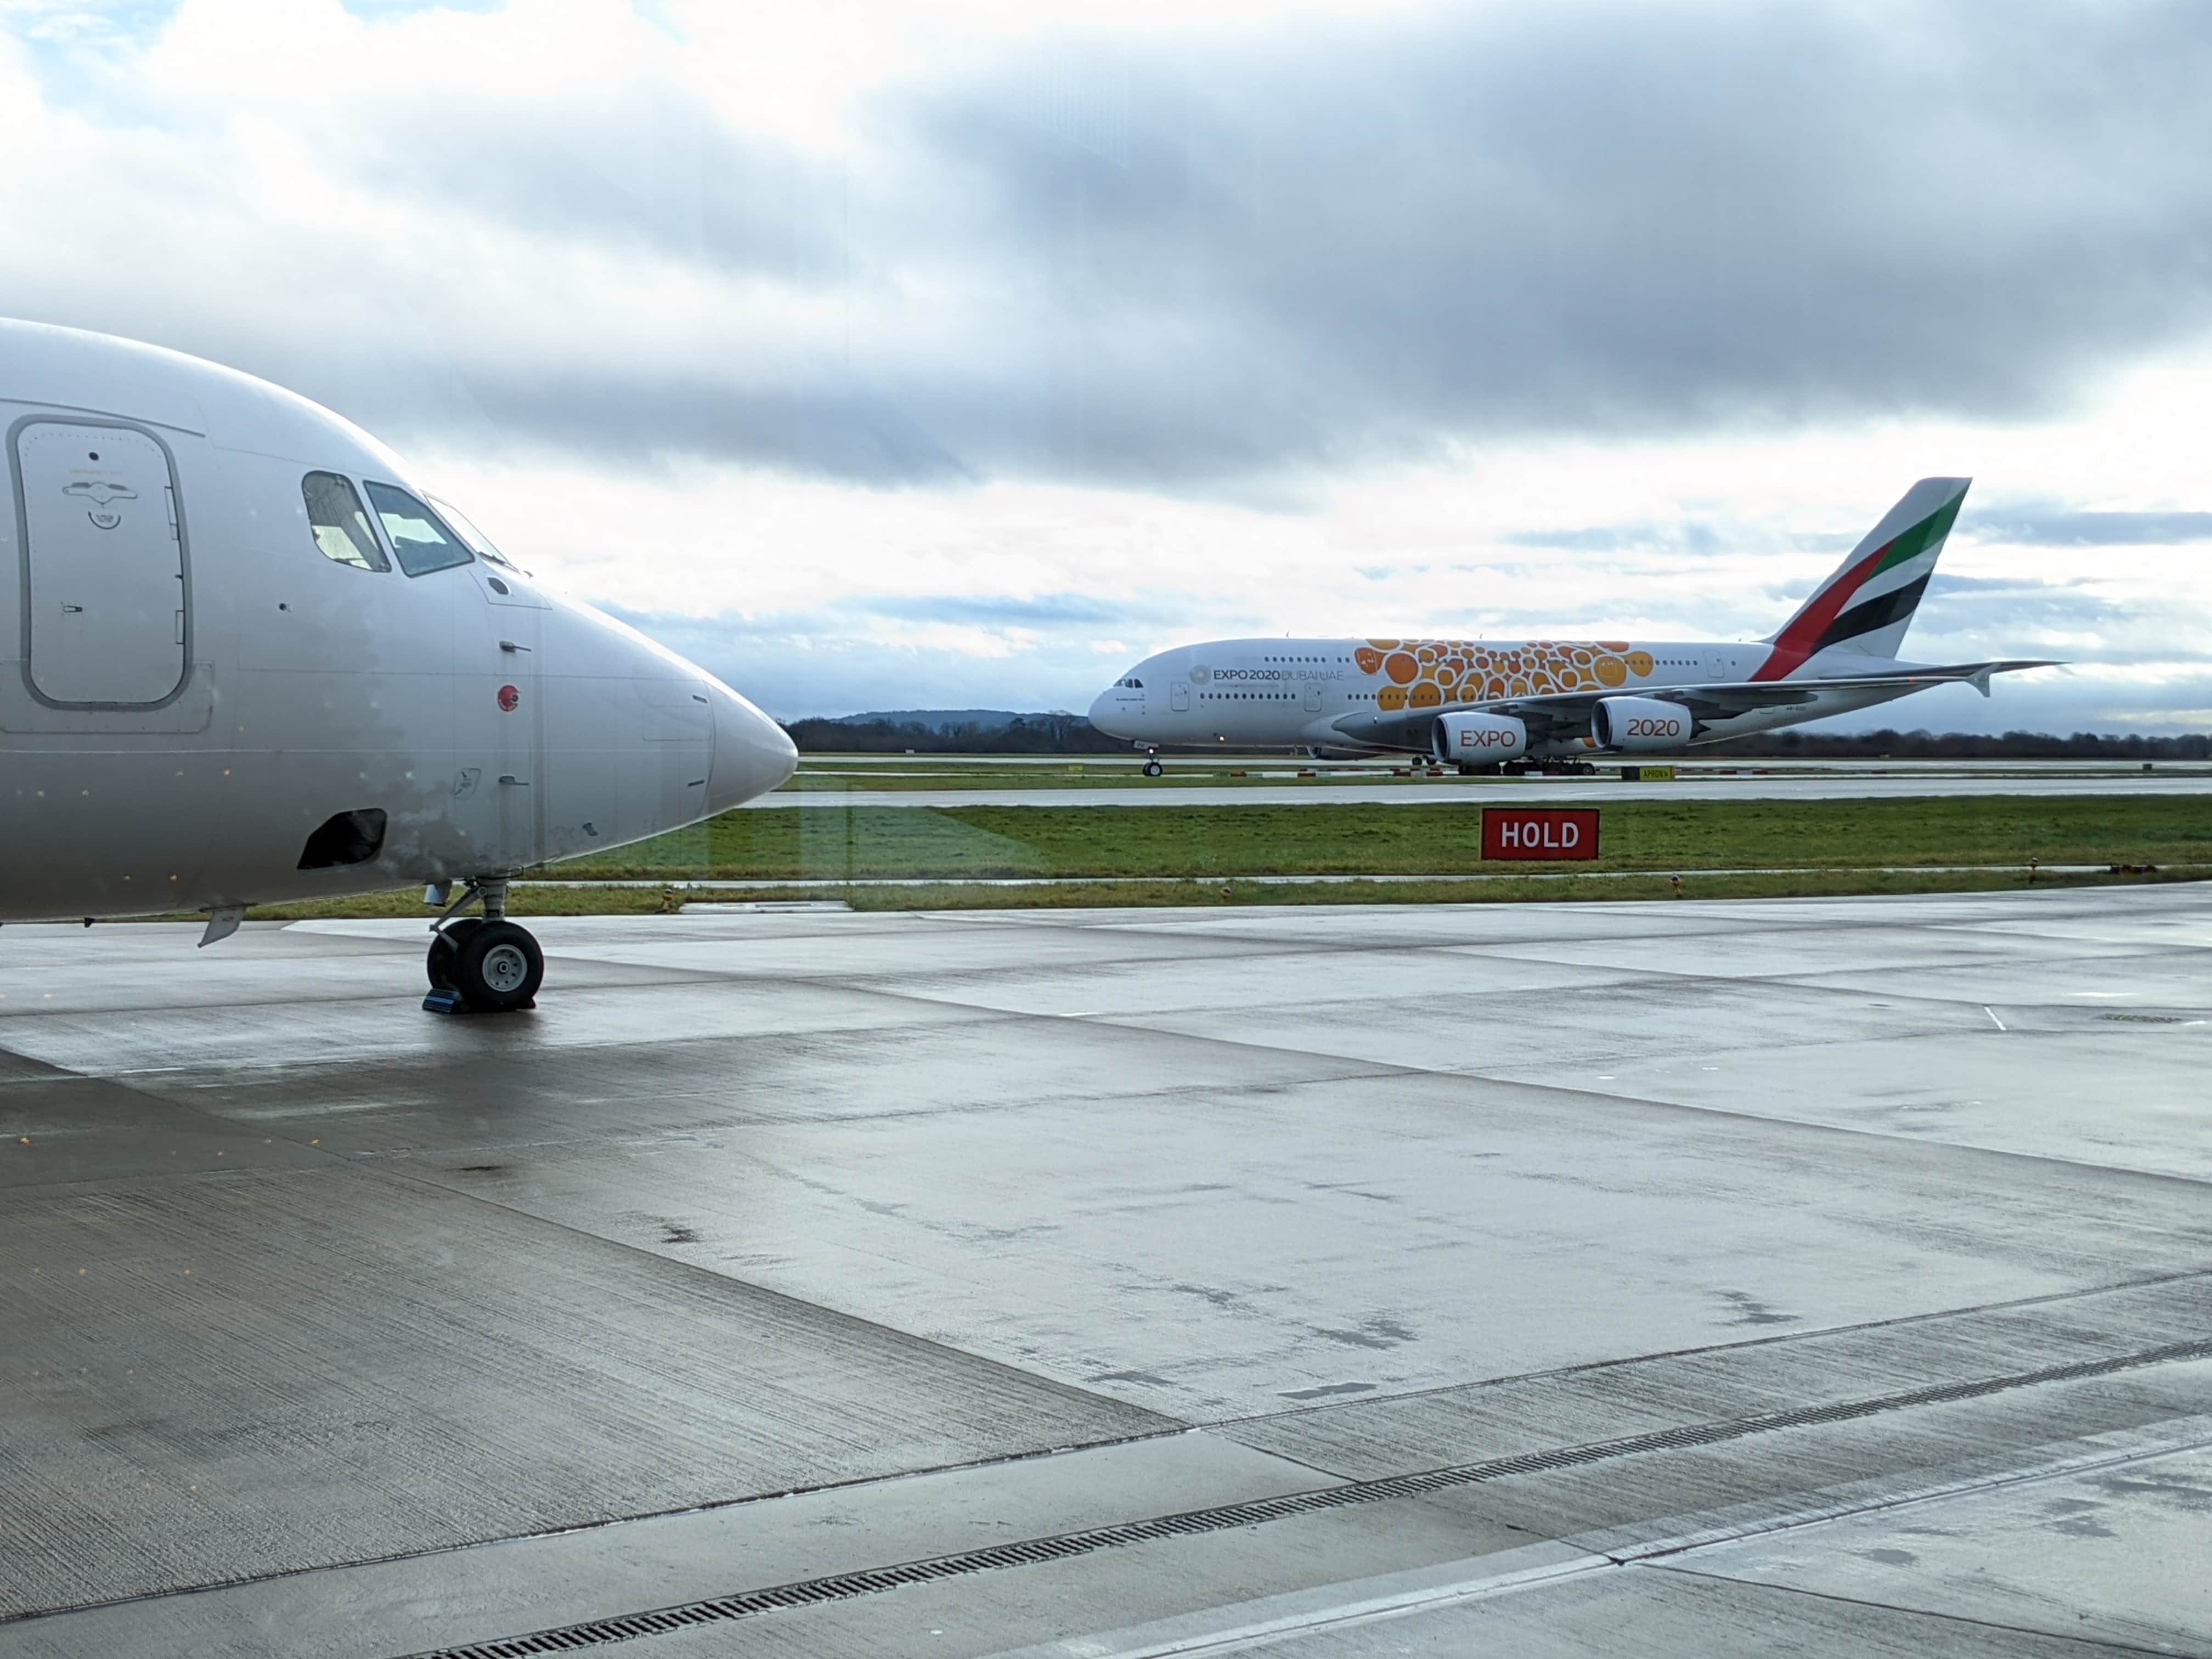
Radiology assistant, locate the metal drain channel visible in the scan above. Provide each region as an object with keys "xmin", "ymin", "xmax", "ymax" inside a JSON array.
[{"xmin": 409, "ymin": 1335, "xmax": 2212, "ymax": 1659}]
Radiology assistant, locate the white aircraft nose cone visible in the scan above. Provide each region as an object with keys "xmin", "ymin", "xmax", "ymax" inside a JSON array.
[{"xmin": 704, "ymin": 680, "xmax": 797, "ymax": 814}]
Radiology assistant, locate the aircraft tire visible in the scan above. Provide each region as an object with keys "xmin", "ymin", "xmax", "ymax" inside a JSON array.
[
  {"xmin": 454, "ymin": 920, "xmax": 544, "ymax": 1012},
  {"xmin": 1143, "ymin": 760, "xmax": 1164, "ymax": 777},
  {"xmin": 426, "ymin": 917, "xmax": 485, "ymax": 989}
]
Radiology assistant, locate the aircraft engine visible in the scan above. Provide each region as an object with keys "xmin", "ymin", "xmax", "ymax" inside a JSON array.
[
  {"xmin": 1591, "ymin": 696, "xmax": 1691, "ymax": 751},
  {"xmin": 1431, "ymin": 712, "xmax": 1527, "ymax": 763}
]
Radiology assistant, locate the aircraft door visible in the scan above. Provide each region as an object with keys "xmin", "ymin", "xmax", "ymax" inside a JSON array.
[
  {"xmin": 1304, "ymin": 682, "xmax": 1322, "ymax": 713},
  {"xmin": 13, "ymin": 421, "xmax": 187, "ymax": 706},
  {"xmin": 1171, "ymin": 683, "xmax": 1189, "ymax": 712}
]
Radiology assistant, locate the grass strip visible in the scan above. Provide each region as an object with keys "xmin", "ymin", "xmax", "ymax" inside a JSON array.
[{"xmin": 544, "ymin": 795, "xmax": 2212, "ymax": 883}]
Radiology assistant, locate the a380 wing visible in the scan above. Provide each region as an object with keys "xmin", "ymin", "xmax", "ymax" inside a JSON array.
[{"xmin": 1327, "ymin": 661, "xmax": 2059, "ymax": 752}]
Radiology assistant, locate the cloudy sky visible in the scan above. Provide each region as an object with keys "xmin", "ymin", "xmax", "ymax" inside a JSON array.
[{"xmin": 5, "ymin": 0, "xmax": 2210, "ymax": 731}]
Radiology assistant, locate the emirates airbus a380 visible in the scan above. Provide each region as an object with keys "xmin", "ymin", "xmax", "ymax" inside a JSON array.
[
  {"xmin": 1091, "ymin": 479, "xmax": 2056, "ymax": 773},
  {"xmin": 1, "ymin": 319, "xmax": 797, "ymax": 1009}
]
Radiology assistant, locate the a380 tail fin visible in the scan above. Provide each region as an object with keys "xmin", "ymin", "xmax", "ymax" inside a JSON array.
[{"xmin": 1752, "ymin": 478, "xmax": 1970, "ymax": 680}]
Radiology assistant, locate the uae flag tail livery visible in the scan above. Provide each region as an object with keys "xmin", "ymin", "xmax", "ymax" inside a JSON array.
[{"xmin": 1752, "ymin": 478, "xmax": 1969, "ymax": 682}]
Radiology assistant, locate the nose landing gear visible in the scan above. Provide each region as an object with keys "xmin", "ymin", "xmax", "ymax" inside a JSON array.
[
  {"xmin": 424, "ymin": 877, "xmax": 544, "ymax": 1013},
  {"xmin": 1142, "ymin": 746, "xmax": 1164, "ymax": 778}
]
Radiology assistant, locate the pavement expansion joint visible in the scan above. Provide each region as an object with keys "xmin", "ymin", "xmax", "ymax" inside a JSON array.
[{"xmin": 390, "ymin": 1335, "xmax": 2212, "ymax": 1659}]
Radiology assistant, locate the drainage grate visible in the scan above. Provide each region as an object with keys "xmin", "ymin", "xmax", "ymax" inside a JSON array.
[
  {"xmin": 2101, "ymin": 1013, "xmax": 2191, "ymax": 1024},
  {"xmin": 408, "ymin": 1335, "xmax": 2212, "ymax": 1658}
]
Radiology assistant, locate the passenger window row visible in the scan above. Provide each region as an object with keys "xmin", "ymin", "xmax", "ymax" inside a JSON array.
[{"xmin": 301, "ymin": 472, "xmax": 477, "ymax": 578}]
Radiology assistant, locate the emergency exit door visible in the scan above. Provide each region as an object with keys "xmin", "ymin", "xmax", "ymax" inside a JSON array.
[{"xmin": 15, "ymin": 421, "xmax": 187, "ymax": 706}]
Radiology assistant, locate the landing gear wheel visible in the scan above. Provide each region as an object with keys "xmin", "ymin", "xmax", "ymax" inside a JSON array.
[
  {"xmin": 1143, "ymin": 760, "xmax": 1164, "ymax": 777},
  {"xmin": 452, "ymin": 919, "xmax": 543, "ymax": 1012},
  {"xmin": 426, "ymin": 917, "xmax": 484, "ymax": 989}
]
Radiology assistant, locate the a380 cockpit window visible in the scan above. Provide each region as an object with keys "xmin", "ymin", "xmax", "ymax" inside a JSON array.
[
  {"xmin": 363, "ymin": 481, "xmax": 474, "ymax": 577},
  {"xmin": 301, "ymin": 472, "xmax": 388, "ymax": 572}
]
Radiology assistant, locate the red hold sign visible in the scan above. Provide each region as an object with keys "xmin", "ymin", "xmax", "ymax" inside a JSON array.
[{"xmin": 1482, "ymin": 806, "xmax": 1600, "ymax": 861}]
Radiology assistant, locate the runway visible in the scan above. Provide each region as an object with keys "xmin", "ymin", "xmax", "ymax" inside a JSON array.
[
  {"xmin": 761, "ymin": 771, "xmax": 2212, "ymax": 808},
  {"xmin": 4, "ymin": 887, "xmax": 2211, "ymax": 1656}
]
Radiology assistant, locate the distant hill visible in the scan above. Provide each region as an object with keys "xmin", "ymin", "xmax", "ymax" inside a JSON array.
[
  {"xmin": 831, "ymin": 709, "xmax": 1034, "ymax": 733},
  {"xmin": 788, "ymin": 710, "xmax": 1126, "ymax": 754}
]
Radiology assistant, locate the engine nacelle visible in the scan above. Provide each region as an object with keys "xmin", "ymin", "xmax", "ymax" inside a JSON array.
[
  {"xmin": 1431, "ymin": 712, "xmax": 1527, "ymax": 763},
  {"xmin": 1591, "ymin": 696, "xmax": 1691, "ymax": 751}
]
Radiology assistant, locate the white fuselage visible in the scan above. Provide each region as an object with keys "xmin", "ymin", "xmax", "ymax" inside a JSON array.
[
  {"xmin": 1091, "ymin": 636, "xmax": 1931, "ymax": 757},
  {"xmin": 1, "ymin": 320, "xmax": 795, "ymax": 924}
]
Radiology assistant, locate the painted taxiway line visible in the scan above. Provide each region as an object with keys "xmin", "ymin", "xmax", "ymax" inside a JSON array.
[{"xmin": 986, "ymin": 1415, "xmax": 2212, "ymax": 1659}]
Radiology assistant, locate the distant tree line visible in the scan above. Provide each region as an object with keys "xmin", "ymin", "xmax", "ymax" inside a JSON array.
[
  {"xmin": 786, "ymin": 713, "xmax": 2212, "ymax": 761},
  {"xmin": 1704, "ymin": 729, "xmax": 2212, "ymax": 760}
]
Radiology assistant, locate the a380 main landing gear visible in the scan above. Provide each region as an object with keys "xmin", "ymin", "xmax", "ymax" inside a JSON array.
[{"xmin": 424, "ymin": 877, "xmax": 544, "ymax": 1013}]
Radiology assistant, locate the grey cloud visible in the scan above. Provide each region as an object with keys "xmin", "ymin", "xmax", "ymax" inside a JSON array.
[
  {"xmin": 865, "ymin": 2, "xmax": 2212, "ymax": 484},
  {"xmin": 864, "ymin": 591, "xmax": 1134, "ymax": 626},
  {"xmin": 1508, "ymin": 523, "xmax": 1730, "ymax": 554},
  {"xmin": 1966, "ymin": 510, "xmax": 2212, "ymax": 545},
  {"xmin": 596, "ymin": 603, "xmax": 1123, "ymax": 720},
  {"xmin": 1912, "ymin": 579, "xmax": 2127, "ymax": 641},
  {"xmin": 27, "ymin": 2, "xmax": 2212, "ymax": 488}
]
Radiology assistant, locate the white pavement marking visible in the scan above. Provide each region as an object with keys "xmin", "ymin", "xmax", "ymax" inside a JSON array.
[{"xmin": 992, "ymin": 1416, "xmax": 2212, "ymax": 1658}]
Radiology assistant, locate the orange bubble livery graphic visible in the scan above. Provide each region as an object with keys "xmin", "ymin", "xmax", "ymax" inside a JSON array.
[{"xmin": 1341, "ymin": 636, "xmax": 1663, "ymax": 710}]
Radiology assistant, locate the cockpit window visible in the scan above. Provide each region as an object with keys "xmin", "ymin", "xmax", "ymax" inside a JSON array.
[
  {"xmin": 301, "ymin": 472, "xmax": 388, "ymax": 572},
  {"xmin": 1118, "ymin": 678, "xmax": 1144, "ymax": 689},
  {"xmin": 428, "ymin": 494, "xmax": 525, "ymax": 574},
  {"xmin": 364, "ymin": 481, "xmax": 473, "ymax": 577}
]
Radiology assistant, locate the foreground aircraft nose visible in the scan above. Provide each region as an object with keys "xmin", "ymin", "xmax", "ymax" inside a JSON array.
[{"xmin": 704, "ymin": 680, "xmax": 798, "ymax": 815}]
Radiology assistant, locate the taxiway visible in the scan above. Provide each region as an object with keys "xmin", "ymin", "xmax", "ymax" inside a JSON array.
[{"xmin": 4, "ymin": 886, "xmax": 2210, "ymax": 1656}]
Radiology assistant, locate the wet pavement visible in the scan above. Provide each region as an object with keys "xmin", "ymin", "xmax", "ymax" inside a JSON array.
[{"xmin": 3, "ymin": 885, "xmax": 2209, "ymax": 1657}]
